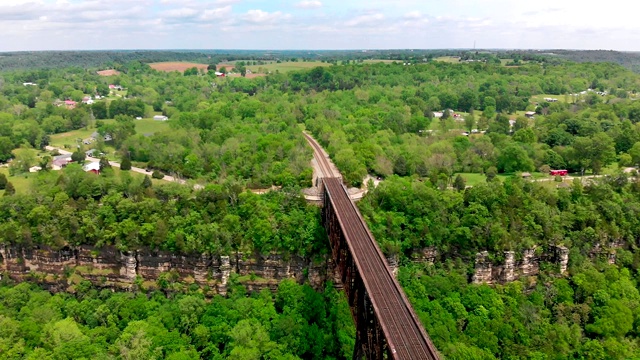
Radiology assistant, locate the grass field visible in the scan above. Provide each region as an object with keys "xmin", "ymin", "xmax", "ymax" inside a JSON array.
[
  {"xmin": 134, "ymin": 118, "xmax": 171, "ymax": 135},
  {"xmin": 50, "ymin": 118, "xmax": 170, "ymax": 150},
  {"xmin": 246, "ymin": 61, "xmax": 329, "ymax": 74},
  {"xmin": 458, "ymin": 172, "xmax": 548, "ymax": 186},
  {"xmin": 434, "ymin": 56, "xmax": 462, "ymax": 63},
  {"xmin": 149, "ymin": 62, "xmax": 209, "ymax": 73},
  {"xmin": 0, "ymin": 167, "xmax": 35, "ymax": 195},
  {"xmin": 530, "ymin": 94, "xmax": 574, "ymax": 104},
  {"xmin": 50, "ymin": 128, "xmax": 97, "ymax": 149},
  {"xmin": 361, "ymin": 59, "xmax": 398, "ymax": 64}
]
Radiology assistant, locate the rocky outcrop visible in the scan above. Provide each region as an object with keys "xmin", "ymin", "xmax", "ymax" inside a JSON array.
[
  {"xmin": 411, "ymin": 247, "xmax": 439, "ymax": 264},
  {"xmin": 472, "ymin": 251, "xmax": 493, "ymax": 284},
  {"xmin": 0, "ymin": 245, "xmax": 333, "ymax": 295},
  {"xmin": 386, "ymin": 254, "xmax": 399, "ymax": 278},
  {"xmin": 556, "ymin": 246, "xmax": 569, "ymax": 275},
  {"xmin": 470, "ymin": 243, "xmax": 628, "ymax": 284},
  {"xmin": 473, "ymin": 248, "xmax": 544, "ymax": 285}
]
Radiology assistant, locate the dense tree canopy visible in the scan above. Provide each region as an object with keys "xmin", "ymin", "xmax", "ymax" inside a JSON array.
[{"xmin": 0, "ymin": 280, "xmax": 355, "ymax": 359}]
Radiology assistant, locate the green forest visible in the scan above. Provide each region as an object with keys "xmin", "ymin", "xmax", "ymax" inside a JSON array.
[
  {"xmin": 0, "ymin": 280, "xmax": 355, "ymax": 359},
  {"xmin": 2, "ymin": 51, "xmax": 640, "ymax": 359}
]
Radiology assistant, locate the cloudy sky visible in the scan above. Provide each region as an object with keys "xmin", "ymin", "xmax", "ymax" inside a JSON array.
[{"xmin": 0, "ymin": 0, "xmax": 637, "ymax": 51}]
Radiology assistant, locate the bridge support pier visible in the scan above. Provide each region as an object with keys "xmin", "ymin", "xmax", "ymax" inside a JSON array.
[{"xmin": 323, "ymin": 187, "xmax": 389, "ymax": 360}]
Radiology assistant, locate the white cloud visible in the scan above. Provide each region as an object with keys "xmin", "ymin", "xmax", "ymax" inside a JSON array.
[
  {"xmin": 295, "ymin": 1, "xmax": 322, "ymax": 9},
  {"xmin": 403, "ymin": 11, "xmax": 422, "ymax": 20},
  {"xmin": 1, "ymin": 0, "xmax": 640, "ymax": 51},
  {"xmin": 242, "ymin": 9, "xmax": 291, "ymax": 24},
  {"xmin": 201, "ymin": 6, "xmax": 232, "ymax": 20},
  {"xmin": 345, "ymin": 13, "xmax": 384, "ymax": 27},
  {"xmin": 162, "ymin": 7, "xmax": 199, "ymax": 19},
  {"xmin": 215, "ymin": 0, "xmax": 241, "ymax": 4}
]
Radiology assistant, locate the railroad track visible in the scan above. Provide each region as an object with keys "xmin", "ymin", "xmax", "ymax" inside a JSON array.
[
  {"xmin": 324, "ymin": 178, "xmax": 439, "ymax": 359},
  {"xmin": 303, "ymin": 132, "xmax": 335, "ymax": 178},
  {"xmin": 304, "ymin": 131, "xmax": 439, "ymax": 358}
]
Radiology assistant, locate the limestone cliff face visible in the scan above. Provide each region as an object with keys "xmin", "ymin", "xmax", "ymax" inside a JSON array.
[
  {"xmin": 469, "ymin": 243, "xmax": 623, "ymax": 285},
  {"xmin": 0, "ymin": 245, "xmax": 332, "ymax": 294}
]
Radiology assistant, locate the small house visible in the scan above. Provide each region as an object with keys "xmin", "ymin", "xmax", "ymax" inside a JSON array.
[
  {"xmin": 525, "ymin": 111, "xmax": 536, "ymax": 119},
  {"xmin": 29, "ymin": 166, "xmax": 42, "ymax": 173},
  {"xmin": 521, "ymin": 172, "xmax": 532, "ymax": 179},
  {"xmin": 52, "ymin": 155, "xmax": 72, "ymax": 170},
  {"xmin": 153, "ymin": 115, "xmax": 169, "ymax": 121},
  {"xmin": 64, "ymin": 100, "xmax": 77, "ymax": 109},
  {"xmin": 83, "ymin": 162, "xmax": 101, "ymax": 174}
]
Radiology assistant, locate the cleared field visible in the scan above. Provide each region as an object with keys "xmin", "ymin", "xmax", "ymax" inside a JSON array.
[
  {"xmin": 135, "ymin": 118, "xmax": 171, "ymax": 135},
  {"xmin": 530, "ymin": 94, "xmax": 574, "ymax": 104},
  {"xmin": 49, "ymin": 118, "xmax": 168, "ymax": 150},
  {"xmin": 458, "ymin": 172, "xmax": 547, "ymax": 186},
  {"xmin": 49, "ymin": 128, "xmax": 98, "ymax": 149},
  {"xmin": 434, "ymin": 56, "xmax": 462, "ymax": 63},
  {"xmin": 97, "ymin": 69, "xmax": 120, "ymax": 76},
  {"xmin": 149, "ymin": 62, "xmax": 209, "ymax": 73},
  {"xmin": 362, "ymin": 59, "xmax": 398, "ymax": 64},
  {"xmin": 0, "ymin": 167, "xmax": 36, "ymax": 195},
  {"xmin": 246, "ymin": 61, "xmax": 330, "ymax": 73}
]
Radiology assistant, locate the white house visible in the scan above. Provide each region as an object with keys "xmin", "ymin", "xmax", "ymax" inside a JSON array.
[
  {"xmin": 83, "ymin": 162, "xmax": 101, "ymax": 174},
  {"xmin": 153, "ymin": 115, "xmax": 169, "ymax": 121}
]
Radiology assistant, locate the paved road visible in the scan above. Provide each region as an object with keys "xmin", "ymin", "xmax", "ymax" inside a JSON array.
[{"xmin": 45, "ymin": 146, "xmax": 185, "ymax": 184}]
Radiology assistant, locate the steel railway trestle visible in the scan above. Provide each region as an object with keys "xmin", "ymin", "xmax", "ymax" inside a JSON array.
[{"xmin": 321, "ymin": 177, "xmax": 440, "ymax": 360}]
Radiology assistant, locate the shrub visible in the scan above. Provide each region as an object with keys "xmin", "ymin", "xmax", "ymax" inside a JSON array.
[{"xmin": 152, "ymin": 170, "xmax": 164, "ymax": 179}]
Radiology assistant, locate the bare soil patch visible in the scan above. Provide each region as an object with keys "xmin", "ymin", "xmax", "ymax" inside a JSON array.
[
  {"xmin": 97, "ymin": 69, "xmax": 120, "ymax": 76},
  {"xmin": 149, "ymin": 62, "xmax": 209, "ymax": 73}
]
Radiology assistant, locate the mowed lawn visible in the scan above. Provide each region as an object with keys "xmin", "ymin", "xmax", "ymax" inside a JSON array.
[
  {"xmin": 49, "ymin": 119, "xmax": 170, "ymax": 149},
  {"xmin": 134, "ymin": 118, "xmax": 171, "ymax": 135},
  {"xmin": 0, "ymin": 165, "xmax": 164, "ymax": 195},
  {"xmin": 0, "ymin": 167, "xmax": 36, "ymax": 195}
]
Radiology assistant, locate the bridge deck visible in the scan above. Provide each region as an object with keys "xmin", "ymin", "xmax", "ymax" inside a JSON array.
[{"xmin": 323, "ymin": 177, "xmax": 439, "ymax": 360}]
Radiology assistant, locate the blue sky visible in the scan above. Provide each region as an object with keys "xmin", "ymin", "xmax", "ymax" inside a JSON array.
[{"xmin": 0, "ymin": 0, "xmax": 637, "ymax": 51}]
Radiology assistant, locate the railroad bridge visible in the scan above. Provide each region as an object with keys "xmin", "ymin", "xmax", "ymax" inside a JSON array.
[
  {"xmin": 303, "ymin": 132, "xmax": 439, "ymax": 359},
  {"xmin": 321, "ymin": 178, "xmax": 440, "ymax": 359}
]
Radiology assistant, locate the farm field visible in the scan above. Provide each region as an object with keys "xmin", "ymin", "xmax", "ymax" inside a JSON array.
[
  {"xmin": 434, "ymin": 56, "xmax": 462, "ymax": 63},
  {"xmin": 149, "ymin": 62, "xmax": 209, "ymax": 72},
  {"xmin": 96, "ymin": 69, "xmax": 120, "ymax": 76},
  {"xmin": 246, "ymin": 61, "xmax": 329, "ymax": 73},
  {"xmin": 361, "ymin": 59, "xmax": 398, "ymax": 64}
]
